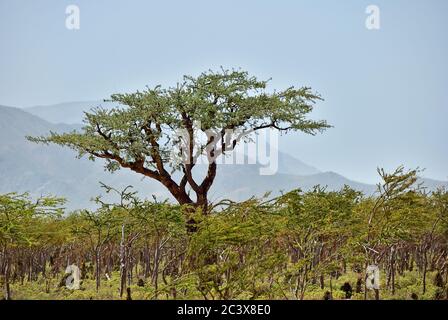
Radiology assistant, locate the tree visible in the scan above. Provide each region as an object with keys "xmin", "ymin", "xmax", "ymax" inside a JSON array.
[
  {"xmin": 358, "ymin": 166, "xmax": 425, "ymax": 299},
  {"xmin": 425, "ymin": 188, "xmax": 448, "ymax": 296},
  {"xmin": 0, "ymin": 193, "xmax": 64, "ymax": 299},
  {"xmin": 276, "ymin": 186, "xmax": 361, "ymax": 299},
  {"xmin": 70, "ymin": 208, "xmax": 119, "ymax": 291},
  {"xmin": 28, "ymin": 69, "xmax": 329, "ymax": 213}
]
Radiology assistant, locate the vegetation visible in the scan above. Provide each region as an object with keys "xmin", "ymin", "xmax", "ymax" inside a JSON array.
[
  {"xmin": 28, "ymin": 69, "xmax": 329, "ymax": 213},
  {"xmin": 3, "ymin": 69, "xmax": 445, "ymax": 300},
  {"xmin": 1, "ymin": 167, "xmax": 447, "ymax": 300}
]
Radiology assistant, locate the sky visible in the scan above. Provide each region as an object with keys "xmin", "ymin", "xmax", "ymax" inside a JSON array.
[{"xmin": 0, "ymin": 0, "xmax": 447, "ymax": 184}]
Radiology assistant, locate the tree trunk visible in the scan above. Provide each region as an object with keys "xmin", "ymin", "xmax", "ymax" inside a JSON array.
[
  {"xmin": 374, "ymin": 288, "xmax": 380, "ymax": 300},
  {"xmin": 144, "ymin": 245, "xmax": 151, "ymax": 278},
  {"xmin": 4, "ymin": 258, "xmax": 11, "ymax": 300},
  {"xmin": 95, "ymin": 249, "xmax": 101, "ymax": 291},
  {"xmin": 119, "ymin": 225, "xmax": 126, "ymax": 298},
  {"xmin": 319, "ymin": 274, "xmax": 324, "ymax": 289},
  {"xmin": 152, "ymin": 243, "xmax": 160, "ymax": 299},
  {"xmin": 364, "ymin": 261, "xmax": 368, "ymax": 300},
  {"xmin": 329, "ymin": 274, "xmax": 333, "ymax": 299},
  {"xmin": 423, "ymin": 246, "xmax": 428, "ymax": 294}
]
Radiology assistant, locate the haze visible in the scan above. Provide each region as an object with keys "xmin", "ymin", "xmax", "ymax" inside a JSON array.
[{"xmin": 0, "ymin": 0, "xmax": 447, "ymax": 184}]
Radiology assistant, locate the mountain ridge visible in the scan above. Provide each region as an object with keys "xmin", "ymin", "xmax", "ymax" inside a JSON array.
[
  {"xmin": 25, "ymin": 100, "xmax": 114, "ymax": 125},
  {"xmin": 1, "ymin": 104, "xmax": 447, "ymax": 210}
]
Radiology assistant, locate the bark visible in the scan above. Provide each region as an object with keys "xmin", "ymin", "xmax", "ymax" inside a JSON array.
[
  {"xmin": 4, "ymin": 256, "xmax": 11, "ymax": 300},
  {"xmin": 152, "ymin": 246, "xmax": 160, "ymax": 286},
  {"xmin": 374, "ymin": 288, "xmax": 380, "ymax": 300},
  {"xmin": 423, "ymin": 244, "xmax": 428, "ymax": 294},
  {"xmin": 119, "ymin": 225, "xmax": 126, "ymax": 298},
  {"xmin": 95, "ymin": 249, "xmax": 101, "ymax": 291}
]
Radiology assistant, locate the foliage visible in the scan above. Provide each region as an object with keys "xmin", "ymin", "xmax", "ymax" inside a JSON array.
[
  {"xmin": 1, "ymin": 168, "xmax": 447, "ymax": 300},
  {"xmin": 27, "ymin": 69, "xmax": 329, "ymax": 211}
]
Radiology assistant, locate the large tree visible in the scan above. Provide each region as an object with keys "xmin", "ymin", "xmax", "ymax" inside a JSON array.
[{"xmin": 29, "ymin": 69, "xmax": 329, "ymax": 213}]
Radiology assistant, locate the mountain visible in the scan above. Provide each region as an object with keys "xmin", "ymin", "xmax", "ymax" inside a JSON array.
[
  {"xmin": 25, "ymin": 101, "xmax": 114, "ymax": 125},
  {"xmin": 211, "ymin": 167, "xmax": 376, "ymax": 203},
  {"xmin": 276, "ymin": 151, "xmax": 320, "ymax": 176},
  {"xmin": 0, "ymin": 105, "xmax": 169, "ymax": 210},
  {"xmin": 2, "ymin": 104, "xmax": 447, "ymax": 210},
  {"xmin": 419, "ymin": 177, "xmax": 448, "ymax": 192}
]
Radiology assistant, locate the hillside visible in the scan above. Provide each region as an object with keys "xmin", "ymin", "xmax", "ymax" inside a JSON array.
[
  {"xmin": 25, "ymin": 101, "xmax": 114, "ymax": 124},
  {"xmin": 2, "ymin": 104, "xmax": 447, "ymax": 210},
  {"xmin": 0, "ymin": 105, "xmax": 168, "ymax": 210}
]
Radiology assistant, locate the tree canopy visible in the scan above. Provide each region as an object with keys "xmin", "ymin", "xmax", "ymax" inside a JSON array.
[
  {"xmin": 28, "ymin": 69, "xmax": 330, "ymax": 213},
  {"xmin": 2, "ymin": 170, "xmax": 448, "ymax": 300}
]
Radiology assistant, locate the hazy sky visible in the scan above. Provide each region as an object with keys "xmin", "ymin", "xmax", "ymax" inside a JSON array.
[{"xmin": 0, "ymin": 0, "xmax": 447, "ymax": 183}]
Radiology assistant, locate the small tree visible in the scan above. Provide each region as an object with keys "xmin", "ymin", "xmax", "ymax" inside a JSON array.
[
  {"xmin": 29, "ymin": 69, "xmax": 329, "ymax": 213},
  {"xmin": 0, "ymin": 193, "xmax": 64, "ymax": 299},
  {"xmin": 70, "ymin": 208, "xmax": 119, "ymax": 291},
  {"xmin": 360, "ymin": 166, "xmax": 424, "ymax": 299}
]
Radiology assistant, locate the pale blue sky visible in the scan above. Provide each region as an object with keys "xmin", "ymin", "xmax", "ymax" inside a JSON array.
[{"xmin": 0, "ymin": 0, "xmax": 447, "ymax": 183}]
